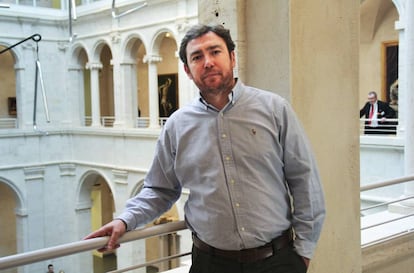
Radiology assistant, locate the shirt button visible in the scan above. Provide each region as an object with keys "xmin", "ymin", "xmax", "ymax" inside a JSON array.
[
  {"xmin": 241, "ymin": 227, "xmax": 245, "ymax": 231},
  {"xmin": 222, "ymin": 133, "xmax": 227, "ymax": 138},
  {"xmin": 225, "ymin": 156, "xmax": 231, "ymax": 161},
  {"xmin": 235, "ymin": 203, "xmax": 240, "ymax": 207},
  {"xmin": 230, "ymin": 179, "xmax": 235, "ymax": 184}
]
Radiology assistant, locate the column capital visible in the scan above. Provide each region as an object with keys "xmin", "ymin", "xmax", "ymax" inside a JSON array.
[
  {"xmin": 111, "ymin": 32, "xmax": 122, "ymax": 44},
  {"xmin": 143, "ymin": 54, "xmax": 163, "ymax": 64},
  {"xmin": 85, "ymin": 62, "xmax": 103, "ymax": 70},
  {"xmin": 176, "ymin": 20, "xmax": 190, "ymax": 33},
  {"xmin": 395, "ymin": 20, "xmax": 405, "ymax": 30}
]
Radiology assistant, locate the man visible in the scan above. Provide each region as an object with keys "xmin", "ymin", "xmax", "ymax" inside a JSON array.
[
  {"xmin": 359, "ymin": 91, "xmax": 396, "ymax": 134},
  {"xmin": 47, "ymin": 264, "xmax": 54, "ymax": 273},
  {"xmin": 85, "ymin": 24, "xmax": 326, "ymax": 273}
]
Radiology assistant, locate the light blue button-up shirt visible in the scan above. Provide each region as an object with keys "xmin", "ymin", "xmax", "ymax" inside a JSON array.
[{"xmin": 118, "ymin": 79, "xmax": 325, "ymax": 258}]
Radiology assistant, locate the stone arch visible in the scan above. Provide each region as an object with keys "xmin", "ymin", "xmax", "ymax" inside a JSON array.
[
  {"xmin": 391, "ymin": 0, "xmax": 403, "ymax": 18},
  {"xmin": 68, "ymin": 43, "xmax": 90, "ymax": 126},
  {"xmin": 151, "ymin": 27, "xmax": 178, "ymax": 55},
  {"xmin": 0, "ymin": 177, "xmax": 25, "ymax": 218},
  {"xmin": 122, "ymin": 34, "xmax": 149, "ymax": 121},
  {"xmin": 77, "ymin": 170, "xmax": 117, "ymax": 272},
  {"xmin": 90, "ymin": 39, "xmax": 113, "ymax": 64},
  {"xmin": 123, "ymin": 33, "xmax": 148, "ymax": 63},
  {"xmin": 0, "ymin": 43, "xmax": 19, "ymax": 127},
  {"xmin": 77, "ymin": 169, "xmax": 114, "ymax": 209},
  {"xmin": 88, "ymin": 39, "xmax": 115, "ymax": 127},
  {"xmin": 361, "ymin": 0, "xmax": 397, "ymax": 43},
  {"xmin": 0, "ymin": 177, "xmax": 26, "ymax": 262}
]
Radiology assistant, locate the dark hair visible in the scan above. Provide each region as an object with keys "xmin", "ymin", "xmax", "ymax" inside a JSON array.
[
  {"xmin": 179, "ymin": 24, "xmax": 236, "ymax": 66},
  {"xmin": 368, "ymin": 91, "xmax": 377, "ymax": 98}
]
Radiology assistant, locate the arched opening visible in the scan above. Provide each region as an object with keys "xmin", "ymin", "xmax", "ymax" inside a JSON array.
[
  {"xmin": 0, "ymin": 46, "xmax": 17, "ymax": 128},
  {"xmin": 0, "ymin": 180, "xmax": 21, "ymax": 273},
  {"xmin": 79, "ymin": 48, "xmax": 90, "ymax": 125},
  {"xmin": 123, "ymin": 36, "xmax": 148, "ymax": 127},
  {"xmin": 99, "ymin": 45, "xmax": 115, "ymax": 127},
  {"xmin": 360, "ymin": 0, "xmax": 399, "ymax": 107},
  {"xmin": 137, "ymin": 42, "xmax": 149, "ymax": 121},
  {"xmin": 79, "ymin": 171, "xmax": 116, "ymax": 272},
  {"xmin": 70, "ymin": 45, "xmax": 89, "ymax": 126}
]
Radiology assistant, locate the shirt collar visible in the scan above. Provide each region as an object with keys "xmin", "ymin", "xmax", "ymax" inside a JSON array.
[{"xmin": 198, "ymin": 78, "xmax": 241, "ymax": 110}]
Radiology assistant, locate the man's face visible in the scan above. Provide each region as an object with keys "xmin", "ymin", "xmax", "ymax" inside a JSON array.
[
  {"xmin": 368, "ymin": 94, "xmax": 377, "ymax": 104},
  {"xmin": 184, "ymin": 31, "xmax": 236, "ymax": 95}
]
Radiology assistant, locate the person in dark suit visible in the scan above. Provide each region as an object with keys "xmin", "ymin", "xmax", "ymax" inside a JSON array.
[{"xmin": 359, "ymin": 91, "xmax": 396, "ymax": 134}]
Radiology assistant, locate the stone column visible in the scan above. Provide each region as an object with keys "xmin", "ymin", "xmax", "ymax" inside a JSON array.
[
  {"xmin": 86, "ymin": 62, "xmax": 103, "ymax": 127},
  {"xmin": 118, "ymin": 61, "xmax": 138, "ymax": 128},
  {"xmin": 67, "ymin": 64, "xmax": 84, "ymax": 126},
  {"xmin": 290, "ymin": 1, "xmax": 360, "ymax": 272},
  {"xmin": 112, "ymin": 170, "xmax": 146, "ymax": 273},
  {"xmin": 198, "ymin": 0, "xmax": 361, "ymax": 272},
  {"xmin": 143, "ymin": 54, "xmax": 162, "ymax": 129},
  {"xmin": 24, "ymin": 166, "xmax": 46, "ymax": 273},
  {"xmin": 14, "ymin": 63, "xmax": 25, "ymax": 128},
  {"xmin": 394, "ymin": 0, "xmax": 414, "ymax": 205},
  {"xmin": 198, "ymin": 0, "xmax": 246, "ymax": 81}
]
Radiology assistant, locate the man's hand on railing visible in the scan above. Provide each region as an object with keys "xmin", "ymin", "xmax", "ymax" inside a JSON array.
[{"xmin": 83, "ymin": 219, "xmax": 126, "ymax": 252}]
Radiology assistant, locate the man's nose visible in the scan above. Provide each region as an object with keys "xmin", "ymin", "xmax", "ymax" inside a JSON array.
[{"xmin": 203, "ymin": 55, "xmax": 214, "ymax": 68}]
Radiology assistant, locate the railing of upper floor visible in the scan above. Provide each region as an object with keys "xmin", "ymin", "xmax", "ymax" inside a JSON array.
[
  {"xmin": 359, "ymin": 118, "xmax": 398, "ymax": 135},
  {"xmin": 360, "ymin": 174, "xmax": 414, "ymax": 247},
  {"xmin": 0, "ymin": 117, "xmax": 18, "ymax": 129},
  {"xmin": 1, "ymin": 0, "xmax": 102, "ymax": 9},
  {"xmin": 0, "ymin": 220, "xmax": 190, "ymax": 272},
  {"xmin": 0, "ymin": 116, "xmax": 168, "ymax": 129},
  {"xmin": 0, "ymin": 117, "xmax": 399, "ymax": 132},
  {"xmin": 83, "ymin": 117, "xmax": 168, "ymax": 128}
]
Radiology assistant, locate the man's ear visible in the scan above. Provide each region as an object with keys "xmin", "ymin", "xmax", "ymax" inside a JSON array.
[
  {"xmin": 184, "ymin": 64, "xmax": 193, "ymax": 79},
  {"xmin": 230, "ymin": 51, "xmax": 236, "ymax": 68}
]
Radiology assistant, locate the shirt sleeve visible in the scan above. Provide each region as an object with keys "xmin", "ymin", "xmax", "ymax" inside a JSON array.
[
  {"xmin": 279, "ymin": 101, "xmax": 326, "ymax": 259},
  {"xmin": 117, "ymin": 128, "xmax": 182, "ymax": 231}
]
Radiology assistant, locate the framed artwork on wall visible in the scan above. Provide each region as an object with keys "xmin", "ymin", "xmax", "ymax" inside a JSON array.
[
  {"xmin": 158, "ymin": 73, "xmax": 178, "ymax": 117},
  {"xmin": 381, "ymin": 41, "xmax": 398, "ymax": 106}
]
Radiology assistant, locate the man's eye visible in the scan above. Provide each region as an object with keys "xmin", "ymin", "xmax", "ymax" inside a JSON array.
[{"xmin": 192, "ymin": 55, "xmax": 201, "ymax": 61}]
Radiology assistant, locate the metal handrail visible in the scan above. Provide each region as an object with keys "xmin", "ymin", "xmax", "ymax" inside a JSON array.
[
  {"xmin": 360, "ymin": 175, "xmax": 414, "ymax": 238},
  {"xmin": 359, "ymin": 118, "xmax": 398, "ymax": 135},
  {"xmin": 0, "ymin": 220, "xmax": 187, "ymax": 271},
  {"xmin": 361, "ymin": 212, "xmax": 414, "ymax": 231},
  {"xmin": 360, "ymin": 175, "xmax": 414, "ymax": 192},
  {"xmin": 108, "ymin": 251, "xmax": 191, "ymax": 273}
]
